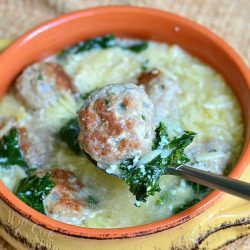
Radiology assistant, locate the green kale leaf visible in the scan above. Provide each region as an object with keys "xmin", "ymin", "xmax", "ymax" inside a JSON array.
[
  {"xmin": 125, "ymin": 42, "xmax": 148, "ymax": 53},
  {"xmin": 186, "ymin": 180, "xmax": 209, "ymax": 194},
  {"xmin": 58, "ymin": 34, "xmax": 116, "ymax": 59},
  {"xmin": 120, "ymin": 123, "xmax": 196, "ymax": 204},
  {"xmin": 15, "ymin": 173, "xmax": 55, "ymax": 214},
  {"xmin": 87, "ymin": 195, "xmax": 99, "ymax": 208},
  {"xmin": 120, "ymin": 155, "xmax": 167, "ymax": 205},
  {"xmin": 172, "ymin": 181, "xmax": 210, "ymax": 214},
  {"xmin": 152, "ymin": 122, "xmax": 169, "ymax": 150},
  {"xmin": 167, "ymin": 131, "xmax": 197, "ymax": 167},
  {"xmin": 0, "ymin": 127, "xmax": 28, "ymax": 168},
  {"xmin": 58, "ymin": 35, "xmax": 148, "ymax": 60},
  {"xmin": 140, "ymin": 59, "xmax": 149, "ymax": 71},
  {"xmin": 73, "ymin": 34, "xmax": 116, "ymax": 53},
  {"xmin": 59, "ymin": 118, "xmax": 82, "ymax": 155},
  {"xmin": 173, "ymin": 198, "xmax": 200, "ymax": 214},
  {"xmin": 80, "ymin": 90, "xmax": 94, "ymax": 101},
  {"xmin": 155, "ymin": 191, "xmax": 172, "ymax": 206}
]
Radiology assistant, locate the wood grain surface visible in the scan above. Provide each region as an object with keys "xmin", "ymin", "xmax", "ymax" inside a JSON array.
[{"xmin": 0, "ymin": 0, "xmax": 249, "ymax": 249}]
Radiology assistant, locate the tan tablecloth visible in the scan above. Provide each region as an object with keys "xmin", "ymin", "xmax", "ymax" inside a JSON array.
[{"xmin": 0, "ymin": 0, "xmax": 249, "ymax": 249}]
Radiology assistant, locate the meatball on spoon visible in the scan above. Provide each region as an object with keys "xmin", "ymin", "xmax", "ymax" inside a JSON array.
[{"xmin": 78, "ymin": 83, "xmax": 250, "ymax": 201}]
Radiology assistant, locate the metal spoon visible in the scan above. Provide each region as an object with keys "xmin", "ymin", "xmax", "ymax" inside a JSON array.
[
  {"xmin": 165, "ymin": 165, "xmax": 250, "ymax": 201},
  {"xmin": 88, "ymin": 155, "xmax": 250, "ymax": 201}
]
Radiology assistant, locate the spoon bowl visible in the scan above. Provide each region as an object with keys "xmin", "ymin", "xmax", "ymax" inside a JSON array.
[{"xmin": 87, "ymin": 150, "xmax": 250, "ymax": 201}]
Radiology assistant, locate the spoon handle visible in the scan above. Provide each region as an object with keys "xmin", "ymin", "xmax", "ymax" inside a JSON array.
[{"xmin": 166, "ymin": 165, "xmax": 250, "ymax": 201}]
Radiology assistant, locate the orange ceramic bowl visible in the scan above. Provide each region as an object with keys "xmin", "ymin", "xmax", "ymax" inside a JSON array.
[{"xmin": 0, "ymin": 6, "xmax": 250, "ymax": 240}]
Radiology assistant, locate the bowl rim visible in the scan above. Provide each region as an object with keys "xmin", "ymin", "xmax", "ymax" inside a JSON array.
[{"xmin": 0, "ymin": 5, "xmax": 250, "ymax": 240}]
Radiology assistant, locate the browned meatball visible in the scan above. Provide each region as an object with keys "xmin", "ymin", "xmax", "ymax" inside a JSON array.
[
  {"xmin": 186, "ymin": 138, "xmax": 231, "ymax": 174},
  {"xmin": 0, "ymin": 118, "xmax": 54, "ymax": 167},
  {"xmin": 78, "ymin": 83, "xmax": 155, "ymax": 165},
  {"xmin": 43, "ymin": 169, "xmax": 88, "ymax": 224},
  {"xmin": 22, "ymin": 123, "xmax": 55, "ymax": 167},
  {"xmin": 137, "ymin": 69, "xmax": 162, "ymax": 92},
  {"xmin": 137, "ymin": 69, "xmax": 182, "ymax": 123},
  {"xmin": 14, "ymin": 62, "xmax": 73, "ymax": 110}
]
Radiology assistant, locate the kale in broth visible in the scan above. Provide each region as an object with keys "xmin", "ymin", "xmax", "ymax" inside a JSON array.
[
  {"xmin": 173, "ymin": 198, "xmax": 201, "ymax": 214},
  {"xmin": 126, "ymin": 41, "xmax": 148, "ymax": 53},
  {"xmin": 15, "ymin": 172, "xmax": 55, "ymax": 214},
  {"xmin": 155, "ymin": 181, "xmax": 210, "ymax": 214},
  {"xmin": 59, "ymin": 118, "xmax": 82, "ymax": 155},
  {"xmin": 119, "ymin": 123, "xmax": 196, "ymax": 205},
  {"xmin": 58, "ymin": 34, "xmax": 148, "ymax": 60},
  {"xmin": 0, "ymin": 127, "xmax": 28, "ymax": 168},
  {"xmin": 173, "ymin": 181, "xmax": 211, "ymax": 214},
  {"xmin": 87, "ymin": 195, "xmax": 99, "ymax": 207}
]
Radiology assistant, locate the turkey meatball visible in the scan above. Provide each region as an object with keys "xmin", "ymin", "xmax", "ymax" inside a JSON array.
[
  {"xmin": 137, "ymin": 69, "xmax": 182, "ymax": 123},
  {"xmin": 186, "ymin": 138, "xmax": 231, "ymax": 175},
  {"xmin": 0, "ymin": 118, "xmax": 54, "ymax": 167},
  {"xmin": 78, "ymin": 83, "xmax": 155, "ymax": 165},
  {"xmin": 14, "ymin": 62, "xmax": 73, "ymax": 110},
  {"xmin": 43, "ymin": 169, "xmax": 88, "ymax": 224}
]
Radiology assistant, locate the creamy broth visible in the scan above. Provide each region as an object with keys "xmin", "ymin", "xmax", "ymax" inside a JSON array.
[{"xmin": 0, "ymin": 37, "xmax": 244, "ymax": 228}]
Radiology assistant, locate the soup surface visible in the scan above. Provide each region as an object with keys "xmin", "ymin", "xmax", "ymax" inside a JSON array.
[{"xmin": 0, "ymin": 36, "xmax": 244, "ymax": 228}]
